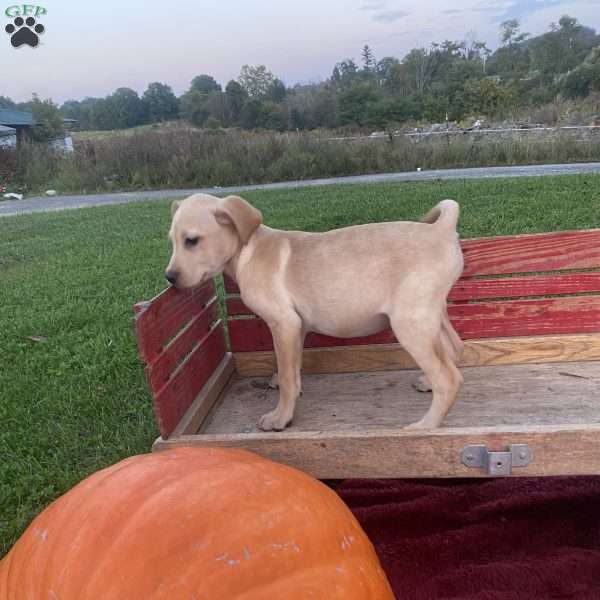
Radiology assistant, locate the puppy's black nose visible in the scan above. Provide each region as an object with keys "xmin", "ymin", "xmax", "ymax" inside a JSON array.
[{"xmin": 165, "ymin": 270, "xmax": 179, "ymax": 285}]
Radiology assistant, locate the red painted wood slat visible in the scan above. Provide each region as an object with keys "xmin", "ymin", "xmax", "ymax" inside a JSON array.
[
  {"xmin": 135, "ymin": 281, "xmax": 216, "ymax": 363},
  {"xmin": 462, "ymin": 229, "xmax": 600, "ymax": 277},
  {"xmin": 145, "ymin": 300, "xmax": 219, "ymax": 393},
  {"xmin": 227, "ymin": 295, "xmax": 600, "ymax": 352},
  {"xmin": 224, "ymin": 273, "xmax": 239, "ymax": 294},
  {"xmin": 226, "ymin": 297, "xmax": 250, "ymax": 316},
  {"xmin": 152, "ymin": 322, "xmax": 227, "ymax": 438},
  {"xmin": 451, "ymin": 295, "xmax": 600, "ymax": 339},
  {"xmin": 449, "ymin": 272, "xmax": 600, "ymax": 302}
]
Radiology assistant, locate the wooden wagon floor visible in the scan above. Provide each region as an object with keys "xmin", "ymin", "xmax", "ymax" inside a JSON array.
[{"xmin": 200, "ymin": 361, "xmax": 600, "ymax": 434}]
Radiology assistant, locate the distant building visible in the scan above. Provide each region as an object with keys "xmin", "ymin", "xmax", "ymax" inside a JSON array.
[
  {"xmin": 0, "ymin": 124, "xmax": 17, "ymax": 148},
  {"xmin": 0, "ymin": 109, "xmax": 75, "ymax": 151},
  {"xmin": 0, "ymin": 109, "xmax": 34, "ymax": 143}
]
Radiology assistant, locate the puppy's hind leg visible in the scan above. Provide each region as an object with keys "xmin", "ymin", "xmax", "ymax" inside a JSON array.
[
  {"xmin": 412, "ymin": 308, "xmax": 463, "ymax": 393},
  {"xmin": 392, "ymin": 314, "xmax": 463, "ymax": 429}
]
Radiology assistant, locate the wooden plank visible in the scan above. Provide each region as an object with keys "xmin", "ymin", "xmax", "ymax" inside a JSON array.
[
  {"xmin": 135, "ymin": 281, "xmax": 216, "ymax": 363},
  {"xmin": 226, "ymin": 296, "xmax": 249, "ymax": 316},
  {"xmin": 202, "ymin": 361, "xmax": 600, "ymax": 434},
  {"xmin": 171, "ymin": 353, "xmax": 235, "ymax": 437},
  {"xmin": 153, "ymin": 424, "xmax": 600, "ymax": 478},
  {"xmin": 451, "ymin": 295, "xmax": 600, "ymax": 339},
  {"xmin": 228, "ymin": 295, "xmax": 600, "ymax": 352},
  {"xmin": 153, "ymin": 321, "xmax": 226, "ymax": 439},
  {"xmin": 145, "ymin": 300, "xmax": 219, "ymax": 393},
  {"xmin": 233, "ymin": 333, "xmax": 600, "ymax": 376},
  {"xmin": 228, "ymin": 318, "xmax": 397, "ymax": 352},
  {"xmin": 449, "ymin": 272, "xmax": 600, "ymax": 302},
  {"xmin": 462, "ymin": 229, "xmax": 600, "ymax": 277}
]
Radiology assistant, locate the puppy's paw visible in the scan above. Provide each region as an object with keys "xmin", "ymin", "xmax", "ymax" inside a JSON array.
[
  {"xmin": 404, "ymin": 416, "xmax": 441, "ymax": 430},
  {"xmin": 258, "ymin": 409, "xmax": 291, "ymax": 431},
  {"xmin": 268, "ymin": 372, "xmax": 279, "ymax": 389},
  {"xmin": 412, "ymin": 374, "xmax": 432, "ymax": 393}
]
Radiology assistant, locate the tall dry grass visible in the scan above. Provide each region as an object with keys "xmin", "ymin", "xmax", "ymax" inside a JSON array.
[{"xmin": 2, "ymin": 127, "xmax": 600, "ymax": 194}]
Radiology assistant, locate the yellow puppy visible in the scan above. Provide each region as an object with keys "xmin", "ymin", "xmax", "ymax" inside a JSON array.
[{"xmin": 166, "ymin": 194, "xmax": 464, "ymax": 431}]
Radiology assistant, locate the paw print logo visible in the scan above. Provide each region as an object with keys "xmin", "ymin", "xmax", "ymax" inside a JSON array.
[{"xmin": 5, "ymin": 16, "xmax": 45, "ymax": 48}]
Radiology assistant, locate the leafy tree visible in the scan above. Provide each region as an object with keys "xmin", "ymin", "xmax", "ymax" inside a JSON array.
[
  {"xmin": 203, "ymin": 92, "xmax": 227, "ymax": 125},
  {"xmin": 261, "ymin": 101, "xmax": 286, "ymax": 130},
  {"xmin": 224, "ymin": 80, "xmax": 247, "ymax": 125},
  {"xmin": 110, "ymin": 88, "xmax": 148, "ymax": 128},
  {"xmin": 266, "ymin": 78, "xmax": 287, "ymax": 103},
  {"xmin": 143, "ymin": 82, "xmax": 179, "ymax": 122},
  {"xmin": 402, "ymin": 48, "xmax": 436, "ymax": 94},
  {"xmin": 464, "ymin": 78, "xmax": 513, "ymax": 115},
  {"xmin": 179, "ymin": 90, "xmax": 210, "ymax": 126},
  {"xmin": 65, "ymin": 97, "xmax": 99, "ymax": 130},
  {"xmin": 530, "ymin": 16, "xmax": 598, "ymax": 83},
  {"xmin": 90, "ymin": 97, "xmax": 117, "ymax": 130},
  {"xmin": 366, "ymin": 97, "xmax": 420, "ymax": 127},
  {"xmin": 190, "ymin": 74, "xmax": 221, "ymax": 94},
  {"xmin": 311, "ymin": 88, "xmax": 338, "ymax": 128},
  {"xmin": 238, "ymin": 65, "xmax": 277, "ymax": 99},
  {"xmin": 332, "ymin": 59, "xmax": 359, "ymax": 88},
  {"xmin": 562, "ymin": 63, "xmax": 600, "ymax": 98},
  {"xmin": 376, "ymin": 57, "xmax": 400, "ymax": 87},
  {"xmin": 240, "ymin": 99, "xmax": 264, "ymax": 129},
  {"xmin": 361, "ymin": 45, "xmax": 376, "ymax": 71},
  {"xmin": 501, "ymin": 19, "xmax": 529, "ymax": 46},
  {"xmin": 492, "ymin": 19, "xmax": 530, "ymax": 80},
  {"xmin": 339, "ymin": 82, "xmax": 380, "ymax": 126},
  {"xmin": 27, "ymin": 95, "xmax": 65, "ymax": 142},
  {"xmin": 0, "ymin": 96, "xmax": 16, "ymax": 109},
  {"xmin": 60, "ymin": 100, "xmax": 83, "ymax": 122}
]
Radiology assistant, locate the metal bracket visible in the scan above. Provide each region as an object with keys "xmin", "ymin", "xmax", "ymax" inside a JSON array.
[{"xmin": 461, "ymin": 444, "xmax": 532, "ymax": 476}]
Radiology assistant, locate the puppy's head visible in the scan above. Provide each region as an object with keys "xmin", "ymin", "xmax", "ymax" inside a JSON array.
[{"xmin": 165, "ymin": 194, "xmax": 262, "ymax": 288}]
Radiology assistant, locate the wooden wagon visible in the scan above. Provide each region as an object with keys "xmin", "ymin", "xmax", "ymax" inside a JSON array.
[{"xmin": 134, "ymin": 228, "xmax": 600, "ymax": 479}]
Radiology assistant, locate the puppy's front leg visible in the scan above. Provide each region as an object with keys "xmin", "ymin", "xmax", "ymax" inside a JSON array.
[{"xmin": 258, "ymin": 316, "xmax": 303, "ymax": 431}]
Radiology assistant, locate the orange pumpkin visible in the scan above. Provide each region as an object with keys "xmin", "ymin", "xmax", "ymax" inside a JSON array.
[{"xmin": 0, "ymin": 447, "xmax": 393, "ymax": 599}]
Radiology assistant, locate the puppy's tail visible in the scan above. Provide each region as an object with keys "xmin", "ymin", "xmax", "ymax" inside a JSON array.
[{"xmin": 421, "ymin": 199, "xmax": 460, "ymax": 230}]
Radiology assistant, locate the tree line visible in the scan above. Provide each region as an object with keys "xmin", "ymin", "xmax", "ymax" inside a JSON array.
[{"xmin": 2, "ymin": 15, "xmax": 599, "ymax": 135}]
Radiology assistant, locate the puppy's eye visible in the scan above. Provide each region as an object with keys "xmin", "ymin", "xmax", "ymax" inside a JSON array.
[{"xmin": 185, "ymin": 236, "xmax": 200, "ymax": 248}]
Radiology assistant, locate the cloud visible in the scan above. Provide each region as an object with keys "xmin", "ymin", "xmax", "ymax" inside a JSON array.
[
  {"xmin": 360, "ymin": 1, "xmax": 386, "ymax": 9},
  {"xmin": 372, "ymin": 9, "xmax": 411, "ymax": 22},
  {"xmin": 443, "ymin": 8, "xmax": 463, "ymax": 14}
]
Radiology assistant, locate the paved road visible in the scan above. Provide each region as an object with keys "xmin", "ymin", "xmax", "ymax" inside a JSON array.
[{"xmin": 2, "ymin": 162, "xmax": 600, "ymax": 217}]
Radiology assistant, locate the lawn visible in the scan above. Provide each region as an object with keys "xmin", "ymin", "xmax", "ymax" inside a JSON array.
[{"xmin": 1, "ymin": 174, "xmax": 600, "ymax": 556}]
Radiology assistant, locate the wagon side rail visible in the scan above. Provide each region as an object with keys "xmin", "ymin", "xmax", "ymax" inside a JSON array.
[
  {"xmin": 134, "ymin": 280, "xmax": 234, "ymax": 440},
  {"xmin": 224, "ymin": 228, "xmax": 600, "ymax": 376}
]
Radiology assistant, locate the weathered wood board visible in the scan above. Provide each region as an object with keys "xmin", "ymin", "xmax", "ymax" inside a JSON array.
[{"xmin": 201, "ymin": 361, "xmax": 600, "ymax": 435}]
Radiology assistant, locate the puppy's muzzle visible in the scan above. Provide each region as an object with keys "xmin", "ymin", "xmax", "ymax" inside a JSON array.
[{"xmin": 165, "ymin": 270, "xmax": 179, "ymax": 286}]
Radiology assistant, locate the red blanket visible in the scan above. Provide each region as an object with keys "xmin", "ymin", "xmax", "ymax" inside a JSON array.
[{"xmin": 336, "ymin": 477, "xmax": 600, "ymax": 600}]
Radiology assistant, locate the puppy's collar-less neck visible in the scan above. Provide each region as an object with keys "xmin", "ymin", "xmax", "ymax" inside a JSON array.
[{"xmin": 224, "ymin": 230, "xmax": 260, "ymax": 288}]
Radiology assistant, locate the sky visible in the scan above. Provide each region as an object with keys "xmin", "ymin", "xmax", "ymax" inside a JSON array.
[{"xmin": 1, "ymin": 0, "xmax": 599, "ymax": 104}]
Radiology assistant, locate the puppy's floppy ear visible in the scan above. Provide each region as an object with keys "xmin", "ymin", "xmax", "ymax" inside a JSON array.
[
  {"xmin": 214, "ymin": 196, "xmax": 263, "ymax": 244},
  {"xmin": 171, "ymin": 200, "xmax": 181, "ymax": 217}
]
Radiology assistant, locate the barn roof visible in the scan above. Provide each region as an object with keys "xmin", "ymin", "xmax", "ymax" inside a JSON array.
[{"xmin": 0, "ymin": 109, "xmax": 34, "ymax": 126}]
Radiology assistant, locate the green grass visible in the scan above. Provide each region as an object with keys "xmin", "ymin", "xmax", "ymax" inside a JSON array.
[
  {"xmin": 71, "ymin": 121, "xmax": 185, "ymax": 142},
  {"xmin": 1, "ymin": 174, "xmax": 600, "ymax": 557}
]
